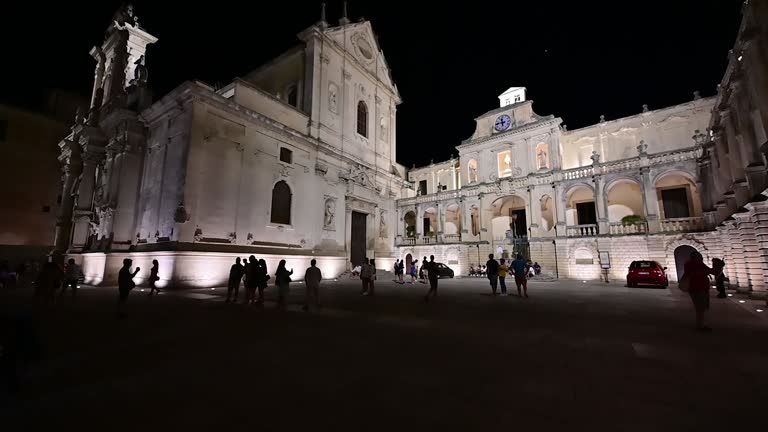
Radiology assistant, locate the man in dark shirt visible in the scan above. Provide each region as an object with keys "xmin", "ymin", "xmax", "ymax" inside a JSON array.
[
  {"xmin": 512, "ymin": 254, "xmax": 529, "ymax": 298},
  {"xmin": 486, "ymin": 254, "xmax": 499, "ymax": 296},
  {"xmin": 424, "ymin": 255, "xmax": 440, "ymax": 302},
  {"xmin": 117, "ymin": 259, "xmax": 140, "ymax": 316},
  {"xmin": 226, "ymin": 257, "xmax": 244, "ymax": 303}
]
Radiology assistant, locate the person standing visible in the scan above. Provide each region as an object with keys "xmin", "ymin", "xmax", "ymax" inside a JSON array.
[
  {"xmin": 275, "ymin": 260, "xmax": 293, "ymax": 309},
  {"xmin": 409, "ymin": 261, "xmax": 417, "ymax": 284},
  {"xmin": 486, "ymin": 254, "xmax": 499, "ymax": 296},
  {"xmin": 498, "ymin": 258, "xmax": 508, "ymax": 296},
  {"xmin": 424, "ymin": 255, "xmax": 439, "ymax": 302},
  {"xmin": 117, "ymin": 259, "xmax": 140, "ymax": 316},
  {"xmin": 60, "ymin": 258, "xmax": 81, "ymax": 298},
  {"xmin": 148, "ymin": 260, "xmax": 160, "ymax": 296},
  {"xmin": 35, "ymin": 258, "xmax": 63, "ymax": 305},
  {"xmin": 712, "ymin": 258, "xmax": 727, "ymax": 299},
  {"xmin": 360, "ymin": 258, "xmax": 372, "ymax": 295},
  {"xmin": 226, "ymin": 258, "xmax": 244, "ymax": 303},
  {"xmin": 256, "ymin": 259, "xmax": 269, "ymax": 305},
  {"xmin": 681, "ymin": 251, "xmax": 715, "ymax": 331},
  {"xmin": 245, "ymin": 256, "xmax": 259, "ymax": 305},
  {"xmin": 369, "ymin": 259, "xmax": 377, "ymax": 296},
  {"xmin": 420, "ymin": 256, "xmax": 429, "ymax": 284},
  {"xmin": 511, "ymin": 254, "xmax": 529, "ymax": 298},
  {"xmin": 303, "ymin": 259, "xmax": 322, "ymax": 312}
]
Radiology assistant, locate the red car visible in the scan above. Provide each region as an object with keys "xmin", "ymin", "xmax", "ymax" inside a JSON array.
[{"xmin": 627, "ymin": 260, "xmax": 668, "ymax": 288}]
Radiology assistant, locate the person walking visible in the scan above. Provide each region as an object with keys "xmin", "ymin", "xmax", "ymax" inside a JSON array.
[
  {"xmin": 511, "ymin": 254, "xmax": 529, "ymax": 298},
  {"xmin": 117, "ymin": 259, "xmax": 140, "ymax": 316},
  {"xmin": 275, "ymin": 260, "xmax": 293, "ymax": 310},
  {"xmin": 369, "ymin": 259, "xmax": 377, "ymax": 296},
  {"xmin": 423, "ymin": 255, "xmax": 439, "ymax": 302},
  {"xmin": 394, "ymin": 259, "xmax": 402, "ymax": 283},
  {"xmin": 60, "ymin": 258, "xmax": 81, "ymax": 298},
  {"xmin": 303, "ymin": 259, "xmax": 322, "ymax": 312},
  {"xmin": 409, "ymin": 261, "xmax": 417, "ymax": 284},
  {"xmin": 226, "ymin": 258, "xmax": 244, "ymax": 303},
  {"xmin": 420, "ymin": 256, "xmax": 429, "ymax": 284},
  {"xmin": 681, "ymin": 251, "xmax": 715, "ymax": 331},
  {"xmin": 148, "ymin": 260, "xmax": 160, "ymax": 296},
  {"xmin": 256, "ymin": 259, "xmax": 269, "ymax": 305},
  {"xmin": 498, "ymin": 258, "xmax": 508, "ymax": 296},
  {"xmin": 712, "ymin": 258, "xmax": 727, "ymax": 299},
  {"xmin": 486, "ymin": 254, "xmax": 499, "ymax": 296},
  {"xmin": 35, "ymin": 258, "xmax": 63, "ymax": 306},
  {"xmin": 244, "ymin": 256, "xmax": 259, "ymax": 305},
  {"xmin": 360, "ymin": 258, "xmax": 372, "ymax": 295}
]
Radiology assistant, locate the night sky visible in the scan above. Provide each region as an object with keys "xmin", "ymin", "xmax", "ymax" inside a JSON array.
[{"xmin": 1, "ymin": 1, "xmax": 742, "ymax": 167}]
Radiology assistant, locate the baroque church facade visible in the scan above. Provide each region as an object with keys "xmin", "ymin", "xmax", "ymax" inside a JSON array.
[
  {"xmin": 57, "ymin": 3, "xmax": 768, "ymax": 299},
  {"xmin": 57, "ymin": 6, "xmax": 407, "ymax": 288}
]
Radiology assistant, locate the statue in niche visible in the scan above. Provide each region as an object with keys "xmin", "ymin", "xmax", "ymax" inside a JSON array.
[
  {"xmin": 328, "ymin": 83, "xmax": 338, "ymax": 113},
  {"xmin": 380, "ymin": 118, "xmax": 387, "ymax": 140},
  {"xmin": 537, "ymin": 147, "xmax": 548, "ymax": 169},
  {"xmin": 132, "ymin": 55, "xmax": 148, "ymax": 86},
  {"xmin": 469, "ymin": 164, "xmax": 478, "ymax": 183},
  {"xmin": 324, "ymin": 199, "xmax": 336, "ymax": 229},
  {"xmin": 590, "ymin": 151, "xmax": 601, "ymax": 165},
  {"xmin": 379, "ymin": 209, "xmax": 387, "ymax": 237}
]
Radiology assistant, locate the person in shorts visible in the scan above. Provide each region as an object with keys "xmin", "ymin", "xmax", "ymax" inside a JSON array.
[{"xmin": 511, "ymin": 254, "xmax": 529, "ymax": 298}]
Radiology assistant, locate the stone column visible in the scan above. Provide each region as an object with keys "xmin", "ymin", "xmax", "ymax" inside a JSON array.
[
  {"xmin": 90, "ymin": 49, "xmax": 105, "ymax": 110},
  {"xmin": 712, "ymin": 130, "xmax": 733, "ymax": 190},
  {"xmin": 594, "ymin": 175, "xmax": 608, "ymax": 235},
  {"xmin": 71, "ymin": 150, "xmax": 104, "ymax": 250},
  {"xmin": 528, "ymin": 187, "xmax": 542, "ymax": 238},
  {"xmin": 721, "ymin": 109, "xmax": 746, "ymax": 184},
  {"xmin": 396, "ymin": 207, "xmax": 403, "ymax": 241},
  {"xmin": 641, "ymin": 168, "xmax": 661, "ymax": 233},
  {"xmin": 746, "ymin": 200, "xmax": 768, "ymax": 299},
  {"xmin": 459, "ymin": 198, "xmax": 467, "ymax": 236},
  {"xmin": 415, "ymin": 204, "xmax": 423, "ymax": 238},
  {"xmin": 730, "ymin": 79, "xmax": 767, "ymax": 194},
  {"xmin": 54, "ymin": 160, "xmax": 81, "ymax": 253},
  {"xmin": 741, "ymin": 36, "xmax": 768, "ymax": 143},
  {"xmin": 437, "ymin": 202, "xmax": 445, "ymax": 239},
  {"xmin": 724, "ymin": 219, "xmax": 749, "ymax": 293},
  {"xmin": 716, "ymin": 224, "xmax": 732, "ymax": 280},
  {"xmin": 554, "ymin": 183, "xmax": 567, "ymax": 236},
  {"xmin": 344, "ymin": 201, "xmax": 352, "ymax": 253},
  {"xmin": 734, "ymin": 211, "xmax": 763, "ymax": 294}
]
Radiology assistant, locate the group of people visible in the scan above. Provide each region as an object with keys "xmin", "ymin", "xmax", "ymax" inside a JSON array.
[
  {"xmin": 483, "ymin": 254, "xmax": 531, "ymax": 298},
  {"xmin": 679, "ymin": 252, "xmax": 730, "ymax": 332},
  {"xmin": 392, "ymin": 257, "xmax": 432, "ymax": 285},
  {"xmin": 469, "ymin": 261, "xmax": 540, "ymax": 278}
]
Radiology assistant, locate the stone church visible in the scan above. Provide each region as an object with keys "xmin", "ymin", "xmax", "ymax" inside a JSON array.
[
  {"xmin": 57, "ymin": 5, "xmax": 407, "ymax": 288},
  {"xmin": 57, "ymin": 3, "xmax": 768, "ymax": 300}
]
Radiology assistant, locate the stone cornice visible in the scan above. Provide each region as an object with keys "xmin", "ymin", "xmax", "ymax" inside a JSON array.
[{"xmin": 457, "ymin": 118, "xmax": 561, "ymax": 151}]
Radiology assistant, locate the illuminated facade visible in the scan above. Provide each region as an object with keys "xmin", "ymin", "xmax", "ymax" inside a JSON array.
[{"xmin": 56, "ymin": 6, "xmax": 407, "ymax": 288}]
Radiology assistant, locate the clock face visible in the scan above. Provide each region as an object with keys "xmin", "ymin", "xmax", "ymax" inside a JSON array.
[{"xmin": 495, "ymin": 115, "xmax": 511, "ymax": 131}]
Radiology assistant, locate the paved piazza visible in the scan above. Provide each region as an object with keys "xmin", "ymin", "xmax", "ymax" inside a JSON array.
[{"xmin": 2, "ymin": 278, "xmax": 767, "ymax": 431}]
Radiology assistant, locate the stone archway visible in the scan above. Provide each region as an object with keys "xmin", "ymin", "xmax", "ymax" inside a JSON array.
[{"xmin": 665, "ymin": 237, "xmax": 709, "ymax": 282}]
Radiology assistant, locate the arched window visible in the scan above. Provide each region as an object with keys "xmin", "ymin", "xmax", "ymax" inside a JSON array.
[
  {"xmin": 357, "ymin": 101, "xmax": 368, "ymax": 137},
  {"xmin": 271, "ymin": 181, "xmax": 292, "ymax": 225},
  {"xmin": 286, "ymin": 84, "xmax": 298, "ymax": 108}
]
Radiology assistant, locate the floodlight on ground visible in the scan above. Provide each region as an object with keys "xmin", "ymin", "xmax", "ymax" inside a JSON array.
[
  {"xmin": 727, "ymin": 294, "xmax": 733, "ymax": 297},
  {"xmin": 757, "ymin": 309, "xmax": 764, "ymax": 313},
  {"xmin": 140, "ymin": 289, "xmax": 145, "ymax": 292},
  {"xmin": 739, "ymin": 300, "xmax": 746, "ymax": 303}
]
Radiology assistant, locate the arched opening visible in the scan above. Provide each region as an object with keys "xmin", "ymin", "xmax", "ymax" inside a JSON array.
[
  {"xmin": 405, "ymin": 253, "xmax": 413, "ymax": 273},
  {"xmin": 286, "ymin": 84, "xmax": 298, "ymax": 108},
  {"xmin": 536, "ymin": 143, "xmax": 549, "ymax": 169},
  {"xmin": 445, "ymin": 204, "xmax": 461, "ymax": 240},
  {"xmin": 423, "ymin": 208, "xmax": 437, "ymax": 237},
  {"xmin": 674, "ymin": 245, "xmax": 697, "ymax": 282},
  {"xmin": 270, "ymin": 181, "xmax": 292, "ymax": 225},
  {"xmin": 607, "ymin": 179, "xmax": 644, "ymax": 222},
  {"xmin": 404, "ymin": 211, "xmax": 416, "ymax": 238},
  {"xmin": 357, "ymin": 101, "xmax": 368, "ymax": 137},
  {"xmin": 656, "ymin": 171, "xmax": 703, "ymax": 232},
  {"xmin": 540, "ymin": 194, "xmax": 555, "ymax": 232},
  {"xmin": 467, "ymin": 159, "xmax": 478, "ymax": 183},
  {"xmin": 470, "ymin": 206, "xmax": 479, "ymax": 236},
  {"xmin": 492, "ymin": 195, "xmax": 527, "ymax": 240},
  {"xmin": 566, "ymin": 185, "xmax": 596, "ymax": 225},
  {"xmin": 497, "ymin": 150, "xmax": 513, "ymax": 178}
]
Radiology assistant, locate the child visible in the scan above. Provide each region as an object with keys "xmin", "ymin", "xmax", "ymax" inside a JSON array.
[{"xmin": 498, "ymin": 259, "xmax": 508, "ymax": 296}]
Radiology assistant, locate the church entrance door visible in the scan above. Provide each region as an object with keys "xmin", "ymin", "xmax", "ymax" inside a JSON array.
[{"xmin": 351, "ymin": 211, "xmax": 367, "ymax": 267}]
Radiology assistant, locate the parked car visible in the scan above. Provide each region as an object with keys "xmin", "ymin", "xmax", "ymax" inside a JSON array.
[
  {"xmin": 627, "ymin": 261, "xmax": 668, "ymax": 288},
  {"xmin": 433, "ymin": 263, "xmax": 455, "ymax": 279}
]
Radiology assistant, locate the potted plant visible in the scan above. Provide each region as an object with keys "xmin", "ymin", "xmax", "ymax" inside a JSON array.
[{"xmin": 621, "ymin": 215, "xmax": 646, "ymax": 226}]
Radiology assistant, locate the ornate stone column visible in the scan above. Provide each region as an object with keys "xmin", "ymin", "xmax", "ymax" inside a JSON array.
[
  {"xmin": 730, "ymin": 79, "xmax": 767, "ymax": 193},
  {"xmin": 554, "ymin": 183, "xmax": 567, "ymax": 237},
  {"xmin": 594, "ymin": 175, "xmax": 608, "ymax": 235},
  {"xmin": 54, "ymin": 159, "xmax": 81, "ymax": 253},
  {"xmin": 90, "ymin": 48, "xmax": 105, "ymax": 110},
  {"xmin": 712, "ymin": 130, "xmax": 732, "ymax": 190},
  {"xmin": 734, "ymin": 210, "xmax": 763, "ymax": 294},
  {"xmin": 71, "ymin": 149, "xmax": 104, "ymax": 251},
  {"xmin": 344, "ymin": 201, "xmax": 352, "ymax": 253},
  {"xmin": 724, "ymin": 219, "xmax": 749, "ymax": 293},
  {"xmin": 746, "ymin": 199, "xmax": 768, "ymax": 299},
  {"xmin": 437, "ymin": 202, "xmax": 445, "ymax": 241},
  {"xmin": 415, "ymin": 204, "xmax": 423, "ymax": 238},
  {"xmin": 459, "ymin": 198, "xmax": 467, "ymax": 237},
  {"xmin": 641, "ymin": 167, "xmax": 661, "ymax": 233}
]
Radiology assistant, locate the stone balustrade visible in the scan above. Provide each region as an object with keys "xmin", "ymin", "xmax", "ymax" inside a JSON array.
[
  {"xmin": 566, "ymin": 224, "xmax": 599, "ymax": 237},
  {"xmin": 659, "ymin": 217, "xmax": 706, "ymax": 233},
  {"xmin": 443, "ymin": 234, "xmax": 461, "ymax": 243},
  {"xmin": 608, "ymin": 221, "xmax": 648, "ymax": 235},
  {"xmin": 561, "ymin": 166, "xmax": 594, "ymax": 180}
]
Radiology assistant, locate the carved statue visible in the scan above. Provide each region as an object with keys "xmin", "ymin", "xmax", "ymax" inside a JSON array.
[
  {"xmin": 469, "ymin": 164, "xmax": 478, "ymax": 183},
  {"xmin": 95, "ymin": 206, "xmax": 114, "ymax": 240},
  {"xmin": 379, "ymin": 209, "xmax": 387, "ymax": 237},
  {"xmin": 329, "ymin": 84, "xmax": 338, "ymax": 113},
  {"xmin": 112, "ymin": 4, "xmax": 137, "ymax": 27},
  {"xmin": 380, "ymin": 118, "xmax": 387, "ymax": 140},
  {"xmin": 324, "ymin": 199, "xmax": 336, "ymax": 229},
  {"xmin": 590, "ymin": 151, "xmax": 601, "ymax": 165},
  {"xmin": 537, "ymin": 147, "xmax": 548, "ymax": 169},
  {"xmin": 133, "ymin": 55, "xmax": 148, "ymax": 85}
]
